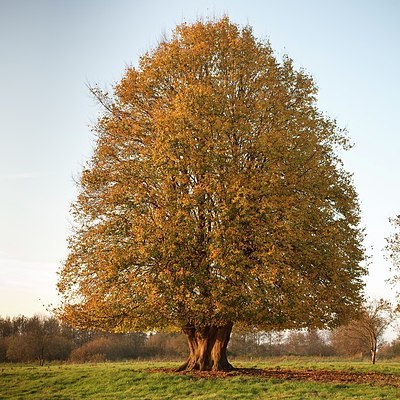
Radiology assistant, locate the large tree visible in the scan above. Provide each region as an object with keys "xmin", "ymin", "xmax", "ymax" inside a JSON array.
[{"xmin": 57, "ymin": 18, "xmax": 366, "ymax": 371}]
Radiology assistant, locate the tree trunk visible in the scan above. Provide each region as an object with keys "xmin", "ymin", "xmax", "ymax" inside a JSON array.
[
  {"xmin": 371, "ymin": 340, "xmax": 377, "ymax": 364},
  {"xmin": 178, "ymin": 322, "xmax": 234, "ymax": 371},
  {"xmin": 371, "ymin": 348, "xmax": 376, "ymax": 364}
]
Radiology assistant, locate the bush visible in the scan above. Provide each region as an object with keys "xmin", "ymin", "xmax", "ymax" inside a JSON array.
[
  {"xmin": 69, "ymin": 334, "xmax": 146, "ymax": 362},
  {"xmin": 145, "ymin": 333, "xmax": 187, "ymax": 358}
]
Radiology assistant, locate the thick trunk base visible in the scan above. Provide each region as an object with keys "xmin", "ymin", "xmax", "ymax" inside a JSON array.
[{"xmin": 178, "ymin": 323, "xmax": 234, "ymax": 372}]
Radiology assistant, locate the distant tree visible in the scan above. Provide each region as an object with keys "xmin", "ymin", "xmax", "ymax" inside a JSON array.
[
  {"xmin": 11, "ymin": 315, "xmax": 28, "ymax": 336},
  {"xmin": 379, "ymin": 337, "xmax": 400, "ymax": 359},
  {"xmin": 57, "ymin": 17, "xmax": 366, "ymax": 371},
  {"xmin": 260, "ymin": 330, "xmax": 284, "ymax": 356},
  {"xmin": 5, "ymin": 315, "xmax": 73, "ymax": 365},
  {"xmin": 303, "ymin": 330, "xmax": 328, "ymax": 356},
  {"xmin": 69, "ymin": 337, "xmax": 109, "ymax": 363},
  {"xmin": 331, "ymin": 299, "xmax": 394, "ymax": 364},
  {"xmin": 228, "ymin": 328, "xmax": 263, "ymax": 357},
  {"xmin": 0, "ymin": 338, "xmax": 6, "ymax": 362},
  {"xmin": 284, "ymin": 330, "xmax": 332, "ymax": 356},
  {"xmin": 145, "ymin": 332, "xmax": 187, "ymax": 358},
  {"xmin": 331, "ymin": 327, "xmax": 367, "ymax": 358},
  {"xmin": 69, "ymin": 333, "xmax": 147, "ymax": 362},
  {"xmin": 289, "ymin": 329, "xmax": 332, "ymax": 356},
  {"xmin": 386, "ymin": 215, "xmax": 400, "ymax": 308},
  {"xmin": 284, "ymin": 331, "xmax": 306, "ymax": 355},
  {"xmin": 6, "ymin": 335, "xmax": 31, "ymax": 363},
  {"xmin": 0, "ymin": 317, "xmax": 13, "ymax": 338}
]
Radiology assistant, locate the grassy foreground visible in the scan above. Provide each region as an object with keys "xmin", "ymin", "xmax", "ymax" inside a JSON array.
[{"xmin": 1, "ymin": 358, "xmax": 400, "ymax": 399}]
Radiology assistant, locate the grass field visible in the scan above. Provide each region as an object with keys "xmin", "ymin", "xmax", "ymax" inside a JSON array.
[{"xmin": 1, "ymin": 358, "xmax": 400, "ymax": 399}]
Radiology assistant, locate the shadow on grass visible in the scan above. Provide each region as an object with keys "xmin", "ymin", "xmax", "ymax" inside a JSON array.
[{"xmin": 150, "ymin": 367, "xmax": 400, "ymax": 387}]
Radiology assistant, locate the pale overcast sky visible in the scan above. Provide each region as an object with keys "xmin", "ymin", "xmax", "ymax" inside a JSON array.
[{"xmin": 0, "ymin": 0, "xmax": 399, "ymax": 317}]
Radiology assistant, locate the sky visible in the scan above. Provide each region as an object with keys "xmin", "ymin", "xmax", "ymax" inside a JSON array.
[{"xmin": 0, "ymin": 0, "xmax": 399, "ymax": 319}]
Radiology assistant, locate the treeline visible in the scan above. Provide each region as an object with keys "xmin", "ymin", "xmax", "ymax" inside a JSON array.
[
  {"xmin": 1, "ymin": 315, "xmax": 399, "ymax": 364},
  {"xmin": 230, "ymin": 329, "xmax": 400, "ymax": 359},
  {"xmin": 0, "ymin": 315, "xmax": 187, "ymax": 364}
]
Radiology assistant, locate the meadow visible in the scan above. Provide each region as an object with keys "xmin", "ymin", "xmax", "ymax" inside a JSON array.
[{"xmin": 1, "ymin": 358, "xmax": 400, "ymax": 399}]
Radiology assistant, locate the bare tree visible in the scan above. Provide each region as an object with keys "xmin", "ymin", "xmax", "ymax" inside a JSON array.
[{"xmin": 331, "ymin": 299, "xmax": 395, "ymax": 364}]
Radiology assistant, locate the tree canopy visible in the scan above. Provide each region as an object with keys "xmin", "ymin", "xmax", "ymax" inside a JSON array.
[{"xmin": 57, "ymin": 17, "xmax": 366, "ymax": 370}]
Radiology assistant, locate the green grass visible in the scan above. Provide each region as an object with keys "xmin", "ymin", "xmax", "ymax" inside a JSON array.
[
  {"xmin": 234, "ymin": 356, "xmax": 400, "ymax": 375},
  {"xmin": 1, "ymin": 358, "xmax": 400, "ymax": 399}
]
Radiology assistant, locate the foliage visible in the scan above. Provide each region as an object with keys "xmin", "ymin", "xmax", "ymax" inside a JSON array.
[{"xmin": 57, "ymin": 17, "xmax": 365, "ymax": 338}]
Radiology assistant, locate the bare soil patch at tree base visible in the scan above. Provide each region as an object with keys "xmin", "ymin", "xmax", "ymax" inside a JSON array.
[{"xmin": 152, "ymin": 367, "xmax": 400, "ymax": 387}]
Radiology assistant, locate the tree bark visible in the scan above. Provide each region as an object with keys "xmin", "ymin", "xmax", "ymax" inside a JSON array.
[
  {"xmin": 370, "ymin": 338, "xmax": 377, "ymax": 364},
  {"xmin": 371, "ymin": 346, "xmax": 376, "ymax": 364},
  {"xmin": 178, "ymin": 322, "xmax": 234, "ymax": 371}
]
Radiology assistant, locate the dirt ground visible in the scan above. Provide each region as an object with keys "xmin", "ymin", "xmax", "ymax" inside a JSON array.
[{"xmin": 154, "ymin": 367, "xmax": 400, "ymax": 387}]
